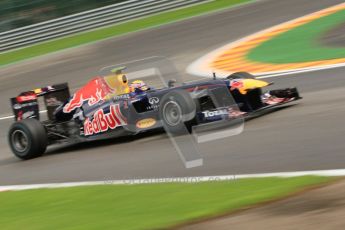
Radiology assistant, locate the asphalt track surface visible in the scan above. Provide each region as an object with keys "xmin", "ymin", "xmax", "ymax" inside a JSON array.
[
  {"xmin": 0, "ymin": 0, "xmax": 345, "ymax": 185},
  {"xmin": 321, "ymin": 21, "xmax": 345, "ymax": 47}
]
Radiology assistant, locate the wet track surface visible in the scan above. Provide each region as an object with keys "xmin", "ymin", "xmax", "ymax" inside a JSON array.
[{"xmin": 0, "ymin": 0, "xmax": 344, "ymax": 185}]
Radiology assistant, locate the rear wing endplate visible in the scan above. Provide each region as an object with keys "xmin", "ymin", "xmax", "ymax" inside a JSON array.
[{"xmin": 10, "ymin": 83, "xmax": 70, "ymax": 121}]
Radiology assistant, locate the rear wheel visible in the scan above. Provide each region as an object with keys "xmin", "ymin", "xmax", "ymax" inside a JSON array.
[{"xmin": 8, "ymin": 119, "xmax": 48, "ymax": 160}]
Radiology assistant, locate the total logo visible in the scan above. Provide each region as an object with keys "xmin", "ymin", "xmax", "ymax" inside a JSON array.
[
  {"xmin": 202, "ymin": 109, "xmax": 229, "ymax": 118},
  {"xmin": 84, "ymin": 104, "xmax": 127, "ymax": 136}
]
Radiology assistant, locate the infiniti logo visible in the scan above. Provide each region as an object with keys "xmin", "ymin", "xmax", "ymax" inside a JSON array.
[{"xmin": 148, "ymin": 97, "xmax": 159, "ymax": 105}]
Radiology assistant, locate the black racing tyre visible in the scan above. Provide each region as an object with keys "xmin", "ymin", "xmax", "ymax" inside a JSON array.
[
  {"xmin": 227, "ymin": 72, "xmax": 255, "ymax": 79},
  {"xmin": 159, "ymin": 90, "xmax": 197, "ymax": 135},
  {"xmin": 269, "ymin": 87, "xmax": 300, "ymax": 98},
  {"xmin": 8, "ymin": 119, "xmax": 48, "ymax": 160}
]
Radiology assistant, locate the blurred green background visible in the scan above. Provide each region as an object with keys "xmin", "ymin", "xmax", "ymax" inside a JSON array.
[{"xmin": 0, "ymin": 0, "xmax": 127, "ymax": 32}]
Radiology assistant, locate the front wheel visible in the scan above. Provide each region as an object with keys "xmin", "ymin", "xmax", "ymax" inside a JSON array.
[
  {"xmin": 8, "ymin": 119, "xmax": 48, "ymax": 160},
  {"xmin": 159, "ymin": 90, "xmax": 197, "ymax": 135}
]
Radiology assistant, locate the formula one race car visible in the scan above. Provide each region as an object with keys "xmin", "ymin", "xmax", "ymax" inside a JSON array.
[{"xmin": 8, "ymin": 68, "xmax": 301, "ymax": 160}]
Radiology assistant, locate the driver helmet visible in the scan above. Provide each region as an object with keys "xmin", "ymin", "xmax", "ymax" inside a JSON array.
[{"xmin": 130, "ymin": 80, "xmax": 149, "ymax": 92}]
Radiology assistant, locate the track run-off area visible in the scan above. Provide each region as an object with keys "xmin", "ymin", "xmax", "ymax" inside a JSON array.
[{"xmin": 188, "ymin": 2, "xmax": 345, "ymax": 77}]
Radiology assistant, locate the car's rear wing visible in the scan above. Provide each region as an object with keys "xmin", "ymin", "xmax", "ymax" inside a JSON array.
[{"xmin": 10, "ymin": 83, "xmax": 70, "ymax": 121}]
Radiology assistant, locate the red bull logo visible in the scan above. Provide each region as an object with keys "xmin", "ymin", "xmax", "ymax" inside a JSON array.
[
  {"xmin": 63, "ymin": 78, "xmax": 109, "ymax": 113},
  {"xmin": 83, "ymin": 104, "xmax": 127, "ymax": 136},
  {"xmin": 230, "ymin": 80, "xmax": 244, "ymax": 89}
]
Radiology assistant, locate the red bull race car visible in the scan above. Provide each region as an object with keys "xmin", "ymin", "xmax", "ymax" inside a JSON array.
[{"xmin": 8, "ymin": 69, "xmax": 301, "ymax": 160}]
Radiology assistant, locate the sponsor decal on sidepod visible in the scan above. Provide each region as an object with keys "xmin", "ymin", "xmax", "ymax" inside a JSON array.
[
  {"xmin": 146, "ymin": 97, "xmax": 160, "ymax": 110},
  {"xmin": 136, "ymin": 118, "xmax": 156, "ymax": 129},
  {"xmin": 63, "ymin": 78, "xmax": 109, "ymax": 113},
  {"xmin": 202, "ymin": 109, "xmax": 229, "ymax": 118},
  {"xmin": 84, "ymin": 104, "xmax": 127, "ymax": 136}
]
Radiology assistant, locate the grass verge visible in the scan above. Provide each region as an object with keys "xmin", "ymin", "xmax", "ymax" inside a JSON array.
[
  {"xmin": 0, "ymin": 176, "xmax": 332, "ymax": 229},
  {"xmin": 0, "ymin": 0, "xmax": 251, "ymax": 67},
  {"xmin": 247, "ymin": 9, "xmax": 345, "ymax": 63}
]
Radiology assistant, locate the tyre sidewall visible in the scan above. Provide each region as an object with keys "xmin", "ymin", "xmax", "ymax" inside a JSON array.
[
  {"xmin": 159, "ymin": 90, "xmax": 196, "ymax": 134},
  {"xmin": 8, "ymin": 119, "xmax": 47, "ymax": 159}
]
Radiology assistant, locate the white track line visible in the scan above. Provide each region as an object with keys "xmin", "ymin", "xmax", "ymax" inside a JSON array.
[
  {"xmin": 256, "ymin": 63, "xmax": 345, "ymax": 79},
  {"xmin": 1, "ymin": 169, "xmax": 344, "ymax": 192},
  {"xmin": 0, "ymin": 110, "xmax": 47, "ymax": 121},
  {"xmin": 0, "ymin": 115, "xmax": 15, "ymax": 121}
]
